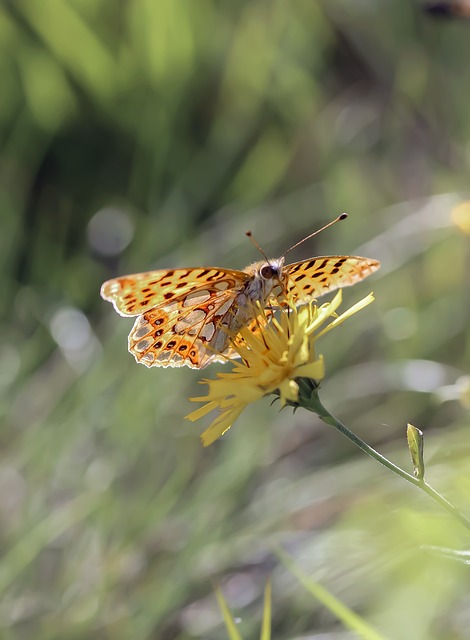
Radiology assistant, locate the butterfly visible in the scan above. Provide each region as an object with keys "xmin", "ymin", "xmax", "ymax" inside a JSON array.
[{"xmin": 100, "ymin": 218, "xmax": 380, "ymax": 369}]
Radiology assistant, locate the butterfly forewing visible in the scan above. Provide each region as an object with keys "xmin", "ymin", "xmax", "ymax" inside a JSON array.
[
  {"xmin": 281, "ymin": 255, "xmax": 380, "ymax": 304},
  {"xmin": 100, "ymin": 267, "xmax": 249, "ymax": 317}
]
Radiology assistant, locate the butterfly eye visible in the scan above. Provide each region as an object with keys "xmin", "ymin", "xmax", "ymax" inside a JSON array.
[{"xmin": 260, "ymin": 265, "xmax": 278, "ymax": 279}]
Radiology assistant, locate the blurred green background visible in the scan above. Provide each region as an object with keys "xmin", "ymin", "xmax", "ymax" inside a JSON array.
[{"xmin": 2, "ymin": 1, "xmax": 470, "ymax": 638}]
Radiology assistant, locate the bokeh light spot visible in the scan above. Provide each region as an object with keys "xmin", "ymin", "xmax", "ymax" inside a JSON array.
[
  {"xmin": 451, "ymin": 201, "xmax": 470, "ymax": 235},
  {"xmin": 49, "ymin": 308, "xmax": 99, "ymax": 372},
  {"xmin": 402, "ymin": 359, "xmax": 447, "ymax": 392},
  {"xmin": 50, "ymin": 308, "xmax": 91, "ymax": 351},
  {"xmin": 87, "ymin": 206, "xmax": 134, "ymax": 256}
]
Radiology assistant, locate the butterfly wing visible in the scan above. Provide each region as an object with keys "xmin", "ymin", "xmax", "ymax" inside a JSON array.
[
  {"xmin": 101, "ymin": 253, "xmax": 380, "ymax": 368},
  {"xmin": 101, "ymin": 267, "xmax": 252, "ymax": 369},
  {"xmin": 128, "ymin": 287, "xmax": 245, "ymax": 369},
  {"xmin": 278, "ymin": 255, "xmax": 380, "ymax": 305},
  {"xmin": 100, "ymin": 267, "xmax": 249, "ymax": 317}
]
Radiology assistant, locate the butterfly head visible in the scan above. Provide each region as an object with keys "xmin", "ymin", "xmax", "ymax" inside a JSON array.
[
  {"xmin": 258, "ymin": 258, "xmax": 285, "ymax": 281},
  {"xmin": 244, "ymin": 257, "xmax": 285, "ymax": 281},
  {"xmin": 243, "ymin": 258, "xmax": 287, "ymax": 302}
]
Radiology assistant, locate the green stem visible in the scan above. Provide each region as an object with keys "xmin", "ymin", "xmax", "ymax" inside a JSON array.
[{"xmin": 300, "ymin": 388, "xmax": 470, "ymax": 533}]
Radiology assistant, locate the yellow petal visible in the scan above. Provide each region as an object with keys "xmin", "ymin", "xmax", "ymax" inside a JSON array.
[
  {"xmin": 294, "ymin": 355, "xmax": 325, "ymax": 380},
  {"xmin": 211, "ymin": 380, "xmax": 265, "ymax": 403},
  {"xmin": 185, "ymin": 400, "xmax": 220, "ymax": 422},
  {"xmin": 316, "ymin": 292, "xmax": 375, "ymax": 338},
  {"xmin": 279, "ymin": 379, "xmax": 299, "ymax": 405},
  {"xmin": 201, "ymin": 404, "xmax": 246, "ymax": 446}
]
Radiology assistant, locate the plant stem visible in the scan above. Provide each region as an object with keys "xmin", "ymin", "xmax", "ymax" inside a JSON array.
[{"xmin": 300, "ymin": 388, "xmax": 470, "ymax": 533}]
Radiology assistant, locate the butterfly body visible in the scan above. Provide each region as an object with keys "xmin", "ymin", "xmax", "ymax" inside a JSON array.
[
  {"xmin": 208, "ymin": 258, "xmax": 287, "ymax": 353},
  {"xmin": 101, "ymin": 252, "xmax": 379, "ymax": 369}
]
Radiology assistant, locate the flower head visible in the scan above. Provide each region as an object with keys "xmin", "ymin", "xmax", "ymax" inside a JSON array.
[{"xmin": 186, "ymin": 290, "xmax": 375, "ymax": 446}]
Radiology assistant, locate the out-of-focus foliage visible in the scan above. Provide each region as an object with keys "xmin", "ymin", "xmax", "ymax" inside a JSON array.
[{"xmin": 1, "ymin": 1, "xmax": 470, "ymax": 638}]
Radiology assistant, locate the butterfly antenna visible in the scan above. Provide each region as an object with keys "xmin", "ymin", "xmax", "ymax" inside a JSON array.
[
  {"xmin": 282, "ymin": 212, "xmax": 348, "ymax": 258},
  {"xmin": 246, "ymin": 231, "xmax": 271, "ymax": 263}
]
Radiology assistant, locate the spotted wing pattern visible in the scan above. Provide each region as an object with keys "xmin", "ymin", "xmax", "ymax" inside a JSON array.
[
  {"xmin": 101, "ymin": 268, "xmax": 250, "ymax": 368},
  {"xmin": 100, "ymin": 267, "xmax": 249, "ymax": 317},
  {"xmin": 101, "ymin": 253, "xmax": 380, "ymax": 369},
  {"xmin": 279, "ymin": 255, "xmax": 380, "ymax": 306},
  {"xmin": 128, "ymin": 287, "xmax": 244, "ymax": 369}
]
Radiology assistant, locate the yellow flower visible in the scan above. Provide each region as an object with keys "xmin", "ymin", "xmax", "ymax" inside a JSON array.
[
  {"xmin": 451, "ymin": 201, "xmax": 470, "ymax": 235},
  {"xmin": 186, "ymin": 290, "xmax": 375, "ymax": 446}
]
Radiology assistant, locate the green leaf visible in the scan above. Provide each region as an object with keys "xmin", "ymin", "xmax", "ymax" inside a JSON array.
[
  {"xmin": 214, "ymin": 584, "xmax": 244, "ymax": 640},
  {"xmin": 260, "ymin": 579, "xmax": 272, "ymax": 640},
  {"xmin": 273, "ymin": 546, "xmax": 386, "ymax": 640},
  {"xmin": 407, "ymin": 423, "xmax": 425, "ymax": 480}
]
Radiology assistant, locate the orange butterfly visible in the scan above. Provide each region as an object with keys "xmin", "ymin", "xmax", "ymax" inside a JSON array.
[{"xmin": 100, "ymin": 216, "xmax": 380, "ymax": 369}]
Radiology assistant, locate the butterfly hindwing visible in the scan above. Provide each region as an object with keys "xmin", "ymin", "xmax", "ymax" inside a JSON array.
[{"xmin": 127, "ymin": 286, "xmax": 244, "ymax": 369}]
